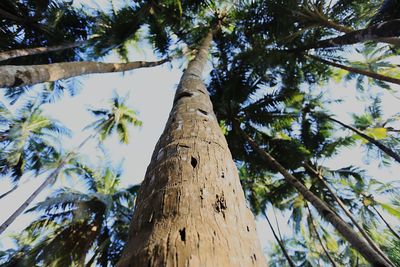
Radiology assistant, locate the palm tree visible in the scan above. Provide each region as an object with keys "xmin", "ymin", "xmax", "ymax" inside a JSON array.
[
  {"xmin": 116, "ymin": 9, "xmax": 267, "ymax": 266},
  {"xmin": 0, "ymin": 99, "xmax": 69, "ymax": 181},
  {"xmin": 0, "ymin": 160, "xmax": 140, "ymax": 267},
  {"xmin": 0, "ymin": 93, "xmax": 142, "ymax": 235}
]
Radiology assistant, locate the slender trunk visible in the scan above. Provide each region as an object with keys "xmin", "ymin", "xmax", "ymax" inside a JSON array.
[
  {"xmin": 306, "ymin": 203, "xmax": 337, "ymax": 267},
  {"xmin": 371, "ymin": 205, "xmax": 400, "ymax": 241},
  {"xmin": 262, "ymin": 210, "xmax": 295, "ymax": 267},
  {"xmin": 0, "ymin": 58, "xmax": 169, "ymax": 88},
  {"xmin": 0, "ymin": 159, "xmax": 66, "ymax": 235},
  {"xmin": 117, "ymin": 29, "xmax": 266, "ymax": 267},
  {"xmin": 0, "ymin": 41, "xmax": 86, "ymax": 62},
  {"xmin": 289, "ymin": 19, "xmax": 400, "ymax": 52},
  {"xmin": 328, "ymin": 117, "xmax": 400, "ymax": 164},
  {"xmin": 236, "ymin": 126, "xmax": 394, "ymax": 267},
  {"xmin": 0, "ymin": 185, "xmax": 18, "ymax": 200},
  {"xmin": 308, "ymin": 55, "xmax": 400, "ymax": 86},
  {"xmin": 0, "ymin": 133, "xmax": 95, "ymax": 235},
  {"xmin": 304, "ymin": 163, "xmax": 394, "ymax": 264}
]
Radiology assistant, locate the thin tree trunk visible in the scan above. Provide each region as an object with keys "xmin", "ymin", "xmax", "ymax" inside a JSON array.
[
  {"xmin": 0, "ymin": 133, "xmax": 95, "ymax": 235},
  {"xmin": 306, "ymin": 203, "xmax": 337, "ymax": 267},
  {"xmin": 371, "ymin": 205, "xmax": 400, "ymax": 241},
  {"xmin": 236, "ymin": 126, "xmax": 394, "ymax": 267},
  {"xmin": 0, "ymin": 185, "xmax": 18, "ymax": 200},
  {"xmin": 328, "ymin": 117, "xmax": 400, "ymax": 164},
  {"xmin": 289, "ymin": 19, "xmax": 400, "ymax": 52},
  {"xmin": 304, "ymin": 163, "xmax": 394, "ymax": 264},
  {"xmin": 117, "ymin": 29, "xmax": 266, "ymax": 267},
  {"xmin": 0, "ymin": 41, "xmax": 86, "ymax": 62},
  {"xmin": 0, "ymin": 159, "xmax": 66, "ymax": 235},
  {"xmin": 308, "ymin": 55, "xmax": 400, "ymax": 86},
  {"xmin": 262, "ymin": 210, "xmax": 296, "ymax": 267},
  {"xmin": 0, "ymin": 58, "xmax": 169, "ymax": 88}
]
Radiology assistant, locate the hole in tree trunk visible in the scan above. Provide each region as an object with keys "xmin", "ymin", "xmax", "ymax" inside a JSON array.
[
  {"xmin": 179, "ymin": 228, "xmax": 186, "ymax": 242},
  {"xmin": 174, "ymin": 91, "xmax": 193, "ymax": 103},
  {"xmin": 191, "ymin": 157, "xmax": 197, "ymax": 168},
  {"xmin": 197, "ymin": 108, "xmax": 208, "ymax": 116}
]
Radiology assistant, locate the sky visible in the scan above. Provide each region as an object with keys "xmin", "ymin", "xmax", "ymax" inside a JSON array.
[{"xmin": 1, "ymin": 0, "xmax": 400, "ymax": 262}]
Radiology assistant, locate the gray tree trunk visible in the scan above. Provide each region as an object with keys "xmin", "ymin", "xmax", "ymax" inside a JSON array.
[
  {"xmin": 0, "ymin": 41, "xmax": 86, "ymax": 62},
  {"xmin": 117, "ymin": 30, "xmax": 267, "ymax": 267},
  {"xmin": 0, "ymin": 59, "xmax": 168, "ymax": 88}
]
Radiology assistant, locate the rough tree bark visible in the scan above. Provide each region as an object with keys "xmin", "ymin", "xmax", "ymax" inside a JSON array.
[
  {"xmin": 0, "ymin": 59, "xmax": 169, "ymax": 88},
  {"xmin": 117, "ymin": 30, "xmax": 267, "ymax": 267},
  {"xmin": 236, "ymin": 126, "xmax": 394, "ymax": 267},
  {"xmin": 0, "ymin": 41, "xmax": 86, "ymax": 62}
]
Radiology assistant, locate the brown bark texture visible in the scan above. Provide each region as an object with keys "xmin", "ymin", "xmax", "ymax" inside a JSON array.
[
  {"xmin": 117, "ymin": 31, "xmax": 267, "ymax": 267},
  {"xmin": 0, "ymin": 59, "xmax": 168, "ymax": 88}
]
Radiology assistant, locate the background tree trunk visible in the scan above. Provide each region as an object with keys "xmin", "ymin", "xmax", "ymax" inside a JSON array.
[
  {"xmin": 237, "ymin": 128, "xmax": 394, "ymax": 267},
  {"xmin": 117, "ymin": 30, "xmax": 267, "ymax": 267},
  {"xmin": 0, "ymin": 41, "xmax": 86, "ymax": 62},
  {"xmin": 328, "ymin": 117, "xmax": 400, "ymax": 164},
  {"xmin": 0, "ymin": 59, "xmax": 168, "ymax": 88}
]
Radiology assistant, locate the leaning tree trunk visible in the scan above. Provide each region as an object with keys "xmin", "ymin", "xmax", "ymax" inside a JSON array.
[
  {"xmin": 0, "ymin": 41, "xmax": 86, "ymax": 62},
  {"xmin": 371, "ymin": 205, "xmax": 400, "ymax": 241},
  {"xmin": 304, "ymin": 163, "xmax": 394, "ymax": 264},
  {"xmin": 306, "ymin": 203, "xmax": 338, "ymax": 267},
  {"xmin": 236, "ymin": 127, "xmax": 394, "ymax": 267},
  {"xmin": 0, "ymin": 134, "xmax": 94, "ymax": 235},
  {"xmin": 262, "ymin": 210, "xmax": 295, "ymax": 267},
  {"xmin": 308, "ymin": 55, "xmax": 400, "ymax": 86},
  {"xmin": 117, "ymin": 30, "xmax": 267, "ymax": 267},
  {"xmin": 0, "ymin": 59, "xmax": 168, "ymax": 88},
  {"xmin": 328, "ymin": 117, "xmax": 400, "ymax": 164},
  {"xmin": 289, "ymin": 19, "xmax": 400, "ymax": 52}
]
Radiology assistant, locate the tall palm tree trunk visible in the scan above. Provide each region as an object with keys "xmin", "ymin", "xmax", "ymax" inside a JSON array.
[
  {"xmin": 308, "ymin": 55, "xmax": 400, "ymax": 86},
  {"xmin": 0, "ymin": 41, "xmax": 86, "ymax": 62},
  {"xmin": 0, "ymin": 133, "xmax": 94, "ymax": 235},
  {"xmin": 0, "ymin": 59, "xmax": 169, "ymax": 88},
  {"xmin": 117, "ymin": 29, "xmax": 266, "ymax": 267},
  {"xmin": 304, "ymin": 163, "xmax": 394, "ymax": 263},
  {"xmin": 328, "ymin": 117, "xmax": 400, "ymax": 164},
  {"xmin": 236, "ymin": 127, "xmax": 394, "ymax": 267},
  {"xmin": 262, "ymin": 210, "xmax": 295, "ymax": 267}
]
